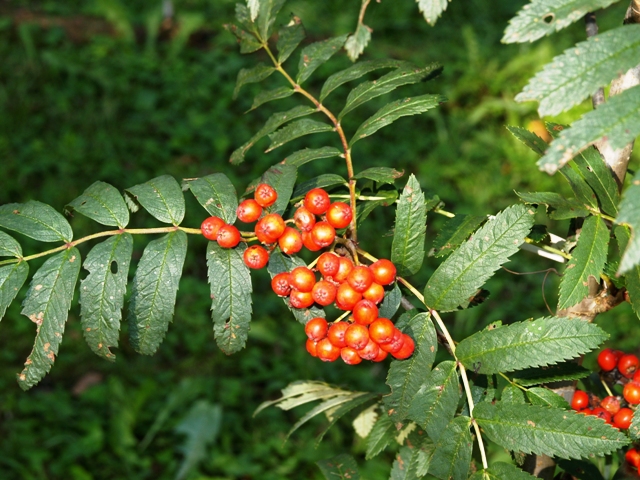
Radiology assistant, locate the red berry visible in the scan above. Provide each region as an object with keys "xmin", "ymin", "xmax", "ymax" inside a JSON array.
[
  {"xmin": 370, "ymin": 259, "xmax": 396, "ymax": 286},
  {"xmin": 310, "ymin": 221, "xmax": 336, "ymax": 248},
  {"xmin": 305, "ymin": 317, "xmax": 328, "ymax": 342},
  {"xmin": 237, "ymin": 199, "xmax": 262, "ymax": 223},
  {"xmin": 255, "ymin": 213, "xmax": 285, "ymax": 244},
  {"xmin": 369, "ymin": 318, "xmax": 395, "ymax": 345},
  {"xmin": 254, "ymin": 183, "xmax": 278, "ymax": 208},
  {"xmin": 624, "ymin": 382, "xmax": 640, "ymax": 405},
  {"xmin": 347, "ymin": 265, "xmax": 374, "ymax": 293},
  {"xmin": 627, "ymin": 448, "xmax": 640, "ymax": 468},
  {"xmin": 392, "ymin": 334, "xmax": 415, "ymax": 360},
  {"xmin": 363, "ymin": 282, "xmax": 385, "ymax": 304},
  {"xmin": 344, "ymin": 323, "xmax": 370, "ymax": 350},
  {"xmin": 326, "ymin": 202, "xmax": 352, "ymax": 229},
  {"xmin": 289, "ymin": 289, "xmax": 314, "ymax": 309},
  {"xmin": 316, "ymin": 338, "xmax": 341, "ymax": 362},
  {"xmin": 597, "ymin": 348, "xmax": 618, "ymax": 371},
  {"xmin": 301, "ymin": 231, "xmax": 322, "ymax": 252},
  {"xmin": 614, "ymin": 408, "xmax": 633, "ymax": 430},
  {"xmin": 341, "ymin": 347, "xmax": 363, "ymax": 365},
  {"xmin": 293, "ymin": 206, "xmax": 316, "ymax": 232},
  {"xmin": 591, "ymin": 406, "xmax": 612, "ymax": 424},
  {"xmin": 334, "ymin": 256, "xmax": 354, "ymax": 283},
  {"xmin": 571, "ymin": 389, "xmax": 589, "ymax": 411},
  {"xmin": 306, "ymin": 338, "xmax": 318, "ymax": 357},
  {"xmin": 372, "ymin": 348, "xmax": 388, "ymax": 362},
  {"xmin": 335, "ymin": 282, "xmax": 362, "ymax": 311},
  {"xmin": 311, "ymin": 280, "xmax": 337, "ymax": 306},
  {"xmin": 271, "ymin": 272, "xmax": 292, "ymax": 296},
  {"xmin": 201, "ymin": 216, "xmax": 225, "ymax": 241},
  {"xmin": 358, "ymin": 338, "xmax": 381, "ymax": 361},
  {"xmin": 352, "ymin": 299, "xmax": 379, "ymax": 326},
  {"xmin": 317, "ymin": 252, "xmax": 341, "ymax": 278},
  {"xmin": 327, "ymin": 321, "xmax": 349, "ymax": 348},
  {"xmin": 290, "ymin": 266, "xmax": 316, "ymax": 293},
  {"xmin": 217, "ymin": 224, "xmax": 241, "ymax": 248},
  {"xmin": 243, "ymin": 245, "xmax": 269, "ymax": 269},
  {"xmin": 278, "ymin": 227, "xmax": 303, "ymax": 255},
  {"xmin": 600, "ymin": 396, "xmax": 621, "ymax": 415},
  {"xmin": 304, "ymin": 188, "xmax": 331, "ymax": 215},
  {"xmin": 379, "ymin": 328, "xmax": 405, "ymax": 354},
  {"xmin": 619, "ymin": 354, "xmax": 640, "ymax": 378}
]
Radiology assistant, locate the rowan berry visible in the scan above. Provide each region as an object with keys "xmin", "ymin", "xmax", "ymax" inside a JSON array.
[
  {"xmin": 358, "ymin": 338, "xmax": 381, "ymax": 361},
  {"xmin": 271, "ymin": 272, "xmax": 291, "ymax": 297},
  {"xmin": 301, "ymin": 231, "xmax": 322, "ymax": 251},
  {"xmin": 316, "ymin": 252, "xmax": 341, "ymax": 278},
  {"xmin": 352, "ymin": 299, "xmax": 379, "ymax": 326},
  {"xmin": 626, "ymin": 448, "xmax": 640, "ymax": 468},
  {"xmin": 600, "ymin": 396, "xmax": 621, "ymax": 415},
  {"xmin": 392, "ymin": 334, "xmax": 415, "ymax": 360},
  {"xmin": 619, "ymin": 354, "xmax": 640, "ymax": 378},
  {"xmin": 278, "ymin": 227, "xmax": 303, "ymax": 255},
  {"xmin": 254, "ymin": 183, "xmax": 277, "ymax": 208},
  {"xmin": 305, "ymin": 317, "xmax": 328, "ymax": 342},
  {"xmin": 571, "ymin": 389, "xmax": 589, "ymax": 411},
  {"xmin": 289, "ymin": 289, "xmax": 314, "ymax": 309},
  {"xmin": 370, "ymin": 259, "xmax": 397, "ymax": 286},
  {"xmin": 237, "ymin": 199, "xmax": 262, "ymax": 223},
  {"xmin": 306, "ymin": 339, "xmax": 318, "ymax": 357},
  {"xmin": 334, "ymin": 256, "xmax": 354, "ymax": 283},
  {"xmin": 372, "ymin": 348, "xmax": 388, "ymax": 362},
  {"xmin": 379, "ymin": 328, "xmax": 405, "ymax": 354},
  {"xmin": 597, "ymin": 348, "xmax": 618, "ymax": 371},
  {"xmin": 304, "ymin": 188, "xmax": 331, "ymax": 215},
  {"xmin": 316, "ymin": 338, "xmax": 341, "ymax": 362},
  {"xmin": 293, "ymin": 206, "xmax": 316, "ymax": 232},
  {"xmin": 326, "ymin": 202, "xmax": 352, "ymax": 229},
  {"xmin": 591, "ymin": 407, "xmax": 612, "ymax": 424},
  {"xmin": 363, "ymin": 282, "xmax": 385, "ymax": 304},
  {"xmin": 243, "ymin": 245, "xmax": 269, "ymax": 269},
  {"xmin": 347, "ymin": 265, "xmax": 374, "ymax": 293},
  {"xmin": 311, "ymin": 280, "xmax": 337, "ymax": 306},
  {"xmin": 369, "ymin": 318, "xmax": 396, "ymax": 345},
  {"xmin": 614, "ymin": 408, "xmax": 633, "ymax": 430},
  {"xmin": 289, "ymin": 266, "xmax": 316, "ymax": 293},
  {"xmin": 310, "ymin": 221, "xmax": 336, "ymax": 248},
  {"xmin": 344, "ymin": 323, "xmax": 370, "ymax": 350},
  {"xmin": 327, "ymin": 321, "xmax": 349, "ymax": 348},
  {"xmin": 341, "ymin": 347, "xmax": 363, "ymax": 365},
  {"xmin": 255, "ymin": 213, "xmax": 285, "ymax": 243},
  {"xmin": 624, "ymin": 382, "xmax": 640, "ymax": 405},
  {"xmin": 335, "ymin": 282, "xmax": 362, "ymax": 310},
  {"xmin": 216, "ymin": 224, "xmax": 241, "ymax": 248},
  {"xmin": 201, "ymin": 216, "xmax": 225, "ymax": 241}
]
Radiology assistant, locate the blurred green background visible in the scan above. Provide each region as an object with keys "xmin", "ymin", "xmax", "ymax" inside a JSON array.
[{"xmin": 0, "ymin": 0, "xmax": 638, "ymax": 478}]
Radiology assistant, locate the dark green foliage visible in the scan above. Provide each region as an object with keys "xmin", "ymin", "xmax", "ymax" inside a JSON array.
[
  {"xmin": 292, "ymin": 174, "xmax": 347, "ymax": 198},
  {"xmin": 320, "ymin": 59, "xmax": 406, "ymax": 101},
  {"xmin": 186, "ymin": 173, "xmax": 239, "ymax": 224},
  {"xmin": 353, "ymin": 167, "xmax": 404, "ymax": 185},
  {"xmin": 572, "ymin": 149, "xmax": 619, "ymax": 216},
  {"xmin": 125, "ymin": 175, "xmax": 185, "ymax": 225},
  {"xmin": 432, "ymin": 214, "xmax": 486, "ymax": 258},
  {"xmin": 297, "ymin": 35, "xmax": 349, "ymax": 85},
  {"xmin": 283, "ymin": 146, "xmax": 342, "ymax": 166},
  {"xmin": 0, "ymin": 231, "xmax": 22, "ymax": 258},
  {"xmin": 276, "ymin": 17, "xmax": 306, "ymax": 64},
  {"xmin": 0, "ymin": 262, "xmax": 28, "ymax": 322},
  {"xmin": 366, "ymin": 413, "xmax": 396, "ymax": 460},
  {"xmin": 66, "ymin": 181, "xmax": 130, "ymax": 228},
  {"xmin": 469, "ymin": 462, "xmax": 538, "ymax": 480},
  {"xmin": 525, "ymin": 387, "xmax": 570, "ymax": 408},
  {"xmin": 0, "ymin": 201, "xmax": 73, "ymax": 243},
  {"xmin": 391, "ymin": 174, "xmax": 427, "ymax": 276},
  {"xmin": 616, "ymin": 171, "xmax": 640, "ymax": 274},
  {"xmin": 510, "ymin": 363, "xmax": 590, "ymax": 386},
  {"xmin": 317, "ymin": 453, "xmax": 361, "ymax": 480},
  {"xmin": 378, "ymin": 283, "xmax": 402, "ymax": 319},
  {"xmin": 428, "ymin": 416, "xmax": 473, "ymax": 480}
]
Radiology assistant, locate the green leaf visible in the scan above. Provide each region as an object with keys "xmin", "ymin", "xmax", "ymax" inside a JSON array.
[
  {"xmin": 256, "ymin": 0, "xmax": 286, "ymax": 42},
  {"xmin": 225, "ymin": 23, "xmax": 262, "ymax": 54},
  {"xmin": 526, "ymin": 387, "xmax": 570, "ymax": 408},
  {"xmin": 468, "ymin": 462, "xmax": 537, "ymax": 480},
  {"xmin": 515, "ymin": 25, "xmax": 640, "ymax": 116},
  {"xmin": 128, "ymin": 231, "xmax": 187, "ymax": 355},
  {"xmin": 428, "ymin": 416, "xmax": 473, "ymax": 480},
  {"xmin": 378, "ymin": 283, "xmax": 402, "ymax": 319},
  {"xmin": 516, "ymin": 191, "xmax": 589, "ymax": 219},
  {"xmin": 408, "ymin": 360, "xmax": 460, "ymax": 442},
  {"xmin": 616, "ymin": 226, "xmax": 640, "ymax": 319},
  {"xmin": 354, "ymin": 167, "xmax": 404, "ymax": 185},
  {"xmin": 356, "ymin": 190, "xmax": 399, "ymax": 227},
  {"xmin": 559, "ymin": 163, "xmax": 598, "ymax": 209},
  {"xmin": 80, "ymin": 234, "xmax": 133, "ymax": 361},
  {"xmin": 233, "ymin": 63, "xmax": 276, "ymax": 99},
  {"xmin": 315, "ymin": 393, "xmax": 379, "ymax": 446},
  {"xmin": 292, "ymin": 174, "xmax": 347, "ymax": 199},
  {"xmin": 366, "ymin": 413, "xmax": 396, "ymax": 460},
  {"xmin": 558, "ymin": 215, "xmax": 609, "ymax": 309},
  {"xmin": 432, "ymin": 214, "xmax": 485, "ymax": 258},
  {"xmin": 474, "ymin": 402, "xmax": 629, "ymax": 459},
  {"xmin": 572, "ymin": 148, "xmax": 619, "ymax": 216},
  {"xmin": 424, "ymin": 204, "xmax": 535, "ymax": 312},
  {"xmin": 629, "ymin": 404, "xmax": 640, "ymax": 441},
  {"xmin": 296, "ymin": 35, "xmax": 348, "ymax": 85},
  {"xmin": 506, "ymin": 125, "xmax": 548, "ymax": 156},
  {"xmin": 384, "ymin": 312, "xmax": 437, "ymax": 421},
  {"xmin": 390, "ymin": 443, "xmax": 426, "ymax": 480},
  {"xmin": 339, "ymin": 64, "xmax": 441, "ymax": 120},
  {"xmin": 345, "ymin": 22, "xmax": 371, "ymax": 62},
  {"xmin": 283, "ymin": 146, "xmax": 342, "ymax": 166},
  {"xmin": 511, "ymin": 363, "xmax": 590, "ymax": 387},
  {"xmin": 557, "ymin": 459, "xmax": 605, "ymax": 480},
  {"xmin": 456, "ymin": 317, "xmax": 607, "ymax": 374},
  {"xmin": 0, "ymin": 262, "xmax": 29, "ymax": 322},
  {"xmin": 350, "ymin": 94, "xmax": 445, "ymax": 147},
  {"xmin": 502, "ymin": 0, "xmax": 618, "ymax": 44},
  {"xmin": 17, "ymin": 247, "xmax": 81, "ymax": 390},
  {"xmin": 256, "ymin": 164, "xmax": 298, "ymax": 216},
  {"xmin": 0, "ymin": 201, "xmax": 73, "ymax": 243},
  {"xmin": 277, "ymin": 16, "xmax": 305, "ymax": 64},
  {"xmin": 251, "ymin": 86, "xmax": 295, "ymax": 110},
  {"xmin": 125, "ymin": 175, "xmax": 185, "ymax": 225},
  {"xmin": 616, "ymin": 171, "xmax": 640, "ymax": 274},
  {"xmin": 247, "ymin": 0, "xmax": 260, "ymax": 21},
  {"xmin": 317, "ymin": 454, "xmax": 360, "ymax": 480},
  {"xmin": 417, "ymin": 0, "xmax": 450, "ymax": 26},
  {"xmin": 391, "ymin": 174, "xmax": 427, "ymax": 277},
  {"xmin": 207, "ymin": 242, "xmax": 253, "ymax": 354},
  {"xmin": 0, "ymin": 231, "xmax": 22, "ymax": 257},
  {"xmin": 65, "ymin": 181, "xmax": 129, "ymax": 228},
  {"xmin": 266, "ymin": 118, "xmax": 334, "ymax": 153},
  {"xmin": 186, "ymin": 173, "xmax": 238, "ymax": 224},
  {"xmin": 539, "ymin": 85, "xmax": 640, "ymax": 173},
  {"xmin": 254, "ymin": 381, "xmax": 347, "ymax": 416},
  {"xmin": 501, "ymin": 385, "xmax": 526, "ymax": 404},
  {"xmin": 320, "ymin": 59, "xmax": 406, "ymax": 101}
]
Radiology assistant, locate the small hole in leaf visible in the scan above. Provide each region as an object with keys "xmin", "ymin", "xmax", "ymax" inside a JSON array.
[
  {"xmin": 110, "ymin": 261, "xmax": 118, "ymax": 274},
  {"xmin": 543, "ymin": 13, "xmax": 555, "ymax": 24}
]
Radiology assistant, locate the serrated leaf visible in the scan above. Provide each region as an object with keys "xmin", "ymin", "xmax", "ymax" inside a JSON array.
[
  {"xmin": 503, "ymin": 0, "xmax": 618, "ymax": 44},
  {"xmin": 428, "ymin": 416, "xmax": 473, "ymax": 480},
  {"xmin": 320, "ymin": 59, "xmax": 406, "ymax": 101},
  {"xmin": 366, "ymin": 413, "xmax": 396, "ymax": 460},
  {"xmin": 256, "ymin": 164, "xmax": 298, "ymax": 216},
  {"xmin": 557, "ymin": 459, "xmax": 605, "ymax": 480},
  {"xmin": 417, "ymin": 0, "xmax": 450, "ymax": 26},
  {"xmin": 316, "ymin": 393, "xmax": 379, "ymax": 446},
  {"xmin": 353, "ymin": 404, "xmax": 378, "ymax": 439},
  {"xmin": 207, "ymin": 242, "xmax": 252, "ymax": 354},
  {"xmin": 354, "ymin": 167, "xmax": 404, "ymax": 185},
  {"xmin": 128, "ymin": 231, "xmax": 187, "ymax": 355},
  {"xmin": 0, "ymin": 262, "xmax": 29, "ymax": 322},
  {"xmin": 456, "ymin": 317, "xmax": 607, "ymax": 374},
  {"xmin": 511, "ymin": 363, "xmax": 590, "ymax": 386},
  {"xmin": 390, "ymin": 444, "xmax": 422, "ymax": 480},
  {"xmin": 526, "ymin": 387, "xmax": 570, "ymax": 408},
  {"xmin": 468, "ymin": 462, "xmax": 537, "ymax": 480},
  {"xmin": 629, "ymin": 404, "xmax": 640, "ymax": 441},
  {"xmin": 474, "ymin": 402, "xmax": 629, "ymax": 459},
  {"xmin": 233, "ymin": 63, "xmax": 276, "ymax": 99},
  {"xmin": 266, "ymin": 119, "xmax": 334, "ymax": 153},
  {"xmin": 616, "ymin": 172, "xmax": 640, "ymax": 274},
  {"xmin": 256, "ymin": 0, "xmax": 286, "ymax": 42},
  {"xmin": 339, "ymin": 64, "xmax": 441, "ymax": 120},
  {"xmin": 254, "ymin": 381, "xmax": 343, "ymax": 416},
  {"xmin": 515, "ymin": 25, "xmax": 640, "ymax": 117},
  {"xmin": 356, "ymin": 190, "xmax": 399, "ymax": 227},
  {"xmin": 247, "ymin": 0, "xmax": 260, "ymax": 21},
  {"xmin": 317, "ymin": 454, "xmax": 361, "ymax": 480},
  {"xmin": 572, "ymin": 148, "xmax": 619, "ymax": 216},
  {"xmin": 251, "ymin": 86, "xmax": 295, "ymax": 110},
  {"xmin": 384, "ymin": 312, "xmax": 437, "ymax": 421},
  {"xmin": 559, "ymin": 163, "xmax": 598, "ymax": 209},
  {"xmin": 558, "ymin": 215, "xmax": 609, "ymax": 309},
  {"xmin": 277, "ymin": 16, "xmax": 305, "ymax": 64},
  {"xmin": 507, "ymin": 125, "xmax": 548, "ymax": 156},
  {"xmin": 186, "ymin": 173, "xmax": 238, "ymax": 224},
  {"xmin": 517, "ymin": 191, "xmax": 589, "ymax": 219},
  {"xmin": 292, "ymin": 174, "xmax": 347, "ymax": 199},
  {"xmin": 17, "ymin": 248, "xmax": 81, "ymax": 390},
  {"xmin": 65, "ymin": 181, "xmax": 129, "ymax": 228},
  {"xmin": 502, "ymin": 385, "xmax": 527, "ymax": 404},
  {"xmin": 125, "ymin": 175, "xmax": 185, "ymax": 225},
  {"xmin": 425, "ymin": 204, "xmax": 535, "ymax": 311},
  {"xmin": 616, "ymin": 226, "xmax": 640, "ymax": 319},
  {"xmin": 80, "ymin": 234, "xmax": 132, "ymax": 361},
  {"xmin": 345, "ymin": 22, "xmax": 371, "ymax": 62},
  {"xmin": 0, "ymin": 231, "xmax": 22, "ymax": 257},
  {"xmin": 432, "ymin": 214, "xmax": 485, "ymax": 258},
  {"xmin": 391, "ymin": 175, "xmax": 427, "ymax": 277},
  {"xmin": 408, "ymin": 360, "xmax": 459, "ymax": 442},
  {"xmin": 296, "ymin": 35, "xmax": 348, "ymax": 85},
  {"xmin": 378, "ymin": 283, "xmax": 402, "ymax": 319},
  {"xmin": 225, "ymin": 23, "xmax": 262, "ymax": 54},
  {"xmin": 283, "ymin": 146, "xmax": 342, "ymax": 166},
  {"xmin": 0, "ymin": 201, "xmax": 73, "ymax": 243}
]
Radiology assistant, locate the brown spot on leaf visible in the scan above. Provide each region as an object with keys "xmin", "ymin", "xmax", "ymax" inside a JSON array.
[
  {"xmin": 35, "ymin": 284, "xmax": 43, "ymax": 291},
  {"xmin": 69, "ymin": 255, "xmax": 76, "ymax": 263},
  {"xmin": 527, "ymin": 420, "xmax": 536, "ymax": 427}
]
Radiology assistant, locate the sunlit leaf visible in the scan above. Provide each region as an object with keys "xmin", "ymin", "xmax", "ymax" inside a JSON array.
[
  {"xmin": 391, "ymin": 174, "xmax": 427, "ymax": 276},
  {"xmin": 352, "ymin": 404, "xmax": 378, "ymax": 439},
  {"xmin": 345, "ymin": 22, "xmax": 371, "ymax": 62},
  {"xmin": 0, "ymin": 201, "xmax": 73, "ymax": 243},
  {"xmin": 186, "ymin": 173, "xmax": 238, "ymax": 224},
  {"xmin": 256, "ymin": 0, "xmax": 286, "ymax": 41},
  {"xmin": 125, "ymin": 175, "xmax": 185, "ymax": 225},
  {"xmin": 297, "ymin": 35, "xmax": 348, "ymax": 85},
  {"xmin": 417, "ymin": 0, "xmax": 450, "ymax": 26},
  {"xmin": 66, "ymin": 181, "xmax": 129, "ymax": 228},
  {"xmin": 428, "ymin": 416, "xmax": 473, "ymax": 480},
  {"xmin": 315, "ymin": 393, "xmax": 379, "ymax": 445}
]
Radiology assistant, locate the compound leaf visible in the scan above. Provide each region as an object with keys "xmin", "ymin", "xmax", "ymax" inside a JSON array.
[
  {"xmin": 573, "ymin": 148, "xmax": 619, "ymax": 216},
  {"xmin": 17, "ymin": 247, "xmax": 81, "ymax": 390},
  {"xmin": 469, "ymin": 462, "xmax": 537, "ymax": 480},
  {"xmin": 256, "ymin": 164, "xmax": 298, "ymax": 216},
  {"xmin": 616, "ymin": 171, "xmax": 640, "ymax": 274},
  {"xmin": 428, "ymin": 416, "xmax": 473, "ymax": 480},
  {"xmin": 432, "ymin": 214, "xmax": 485, "ymax": 258},
  {"xmin": 251, "ymin": 86, "xmax": 295, "ymax": 110},
  {"xmin": 317, "ymin": 454, "xmax": 360, "ymax": 480},
  {"xmin": 283, "ymin": 146, "xmax": 342, "ymax": 167},
  {"xmin": 345, "ymin": 22, "xmax": 371, "ymax": 62},
  {"xmin": 516, "ymin": 25, "xmax": 640, "ymax": 117},
  {"xmin": 80, "ymin": 233, "xmax": 133, "ymax": 361},
  {"xmin": 66, "ymin": 181, "xmax": 129, "ymax": 228},
  {"xmin": 297, "ymin": 35, "xmax": 348, "ymax": 85},
  {"xmin": 0, "ymin": 262, "xmax": 29, "ymax": 322},
  {"xmin": 354, "ymin": 167, "xmax": 404, "ymax": 185},
  {"xmin": 126, "ymin": 175, "xmax": 185, "ymax": 225},
  {"xmin": 558, "ymin": 215, "xmax": 609, "ymax": 309},
  {"xmin": 424, "ymin": 204, "xmax": 535, "ymax": 312},
  {"xmin": 456, "ymin": 317, "xmax": 607, "ymax": 374},
  {"xmin": 266, "ymin": 119, "xmax": 334, "ymax": 153},
  {"xmin": 526, "ymin": 387, "xmax": 570, "ymax": 408},
  {"xmin": 0, "ymin": 231, "xmax": 22, "ymax": 257},
  {"xmin": 277, "ymin": 16, "xmax": 305, "ymax": 64},
  {"xmin": 292, "ymin": 174, "xmax": 347, "ymax": 199},
  {"xmin": 207, "ymin": 242, "xmax": 252, "ymax": 354},
  {"xmin": 128, "ymin": 231, "xmax": 187, "ymax": 355},
  {"xmin": 417, "ymin": 0, "xmax": 450, "ymax": 26},
  {"xmin": 366, "ymin": 412, "xmax": 396, "ymax": 460},
  {"xmin": 391, "ymin": 174, "xmax": 427, "ymax": 276},
  {"xmin": 0, "ymin": 201, "xmax": 73, "ymax": 243},
  {"xmin": 506, "ymin": 125, "xmax": 548, "ymax": 156},
  {"xmin": 320, "ymin": 59, "xmax": 405, "ymax": 101},
  {"xmin": 186, "ymin": 173, "xmax": 238, "ymax": 224},
  {"xmin": 233, "ymin": 63, "xmax": 276, "ymax": 99},
  {"xmin": 511, "ymin": 363, "xmax": 590, "ymax": 386},
  {"xmin": 474, "ymin": 402, "xmax": 629, "ymax": 459},
  {"xmin": 502, "ymin": 0, "xmax": 619, "ymax": 44}
]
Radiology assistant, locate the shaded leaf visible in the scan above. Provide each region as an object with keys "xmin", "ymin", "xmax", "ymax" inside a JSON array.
[
  {"xmin": 469, "ymin": 462, "xmax": 537, "ymax": 480},
  {"xmin": 315, "ymin": 393, "xmax": 379, "ymax": 446},
  {"xmin": 320, "ymin": 59, "xmax": 405, "ymax": 101},
  {"xmin": 432, "ymin": 214, "xmax": 485, "ymax": 258},
  {"xmin": 354, "ymin": 167, "xmax": 404, "ymax": 185},
  {"xmin": 417, "ymin": 0, "xmax": 450, "ymax": 26},
  {"xmin": 456, "ymin": 317, "xmax": 607, "ymax": 374},
  {"xmin": 0, "ymin": 231, "xmax": 22, "ymax": 257},
  {"xmin": 18, "ymin": 247, "xmax": 81, "ymax": 390},
  {"xmin": 391, "ymin": 174, "xmax": 427, "ymax": 276},
  {"xmin": 186, "ymin": 173, "xmax": 238, "ymax": 224},
  {"xmin": 424, "ymin": 204, "xmax": 535, "ymax": 311},
  {"xmin": 572, "ymin": 148, "xmax": 619, "ymax": 216},
  {"xmin": 126, "ymin": 175, "xmax": 185, "ymax": 225},
  {"xmin": 502, "ymin": 385, "xmax": 527, "ymax": 404},
  {"xmin": 616, "ymin": 226, "xmax": 640, "ymax": 319},
  {"xmin": 297, "ymin": 35, "xmax": 348, "ymax": 85},
  {"xmin": 66, "ymin": 181, "xmax": 129, "ymax": 228},
  {"xmin": 251, "ymin": 86, "xmax": 295, "ymax": 110},
  {"xmin": 366, "ymin": 412, "xmax": 396, "ymax": 460},
  {"xmin": 233, "ymin": 63, "xmax": 276, "ymax": 99},
  {"xmin": 506, "ymin": 125, "xmax": 548, "ymax": 156},
  {"xmin": 292, "ymin": 174, "xmax": 347, "ymax": 199},
  {"xmin": 80, "ymin": 233, "xmax": 133, "ymax": 361},
  {"xmin": 517, "ymin": 191, "xmax": 589, "ymax": 219},
  {"xmin": 256, "ymin": 0, "xmax": 286, "ymax": 42},
  {"xmin": 428, "ymin": 416, "xmax": 473, "ymax": 480},
  {"xmin": 511, "ymin": 363, "xmax": 590, "ymax": 387},
  {"xmin": 556, "ymin": 459, "xmax": 605, "ymax": 480},
  {"xmin": 526, "ymin": 387, "xmax": 570, "ymax": 408},
  {"xmin": 128, "ymin": 231, "xmax": 187, "ymax": 355},
  {"xmin": 390, "ymin": 444, "xmax": 423, "ymax": 480},
  {"xmin": 317, "ymin": 454, "xmax": 361, "ymax": 480},
  {"xmin": 283, "ymin": 146, "xmax": 342, "ymax": 166},
  {"xmin": 0, "ymin": 201, "xmax": 73, "ymax": 243},
  {"xmin": 225, "ymin": 23, "xmax": 262, "ymax": 54},
  {"xmin": 266, "ymin": 118, "xmax": 334, "ymax": 153},
  {"xmin": 0, "ymin": 262, "xmax": 29, "ymax": 322},
  {"xmin": 277, "ymin": 16, "xmax": 305, "ymax": 64},
  {"xmin": 356, "ymin": 190, "xmax": 399, "ymax": 227},
  {"xmin": 616, "ymin": 171, "xmax": 640, "ymax": 274},
  {"xmin": 256, "ymin": 164, "xmax": 298, "ymax": 216},
  {"xmin": 378, "ymin": 283, "xmax": 402, "ymax": 319},
  {"xmin": 345, "ymin": 22, "xmax": 371, "ymax": 62},
  {"xmin": 559, "ymin": 163, "xmax": 598, "ymax": 209}
]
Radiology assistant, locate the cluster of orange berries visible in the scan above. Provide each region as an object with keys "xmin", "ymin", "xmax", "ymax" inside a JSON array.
[{"xmin": 200, "ymin": 183, "xmax": 415, "ymax": 363}]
